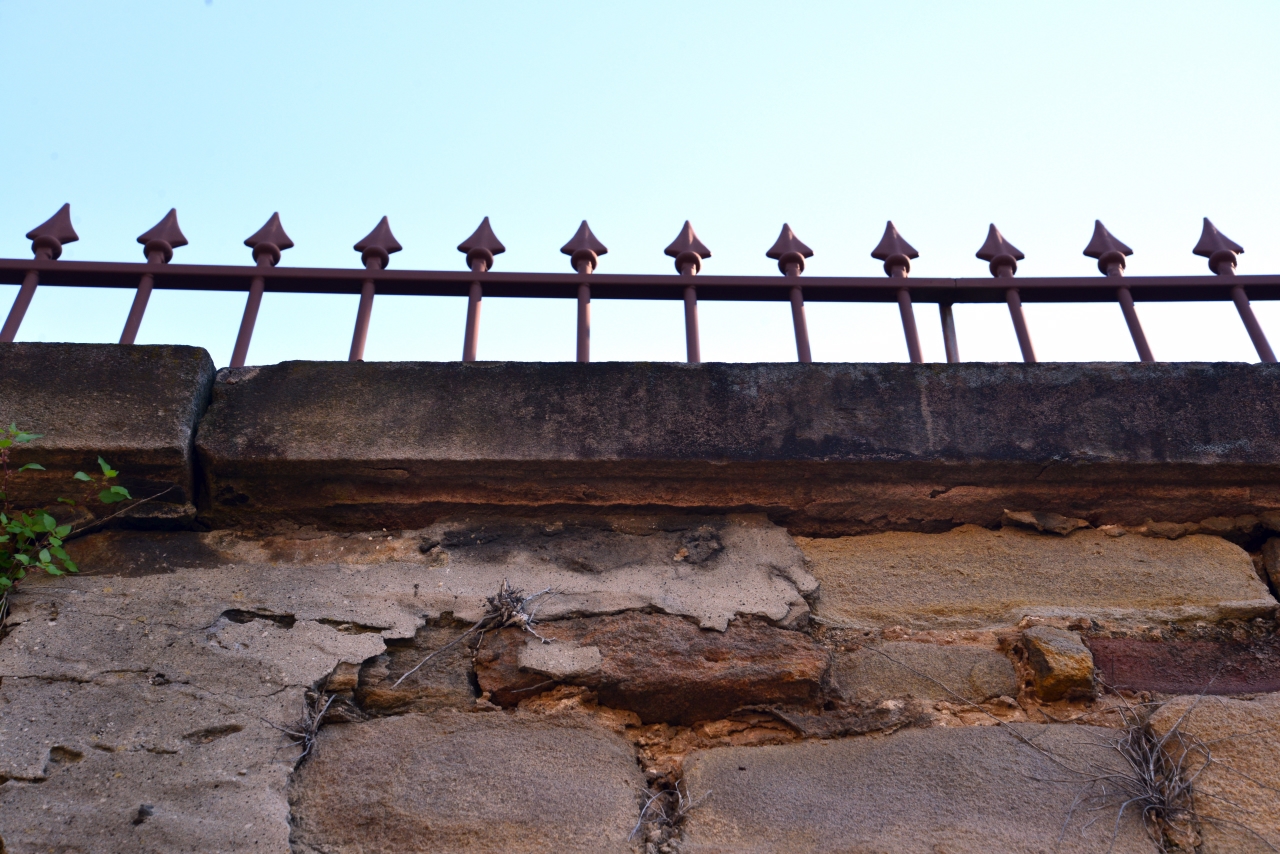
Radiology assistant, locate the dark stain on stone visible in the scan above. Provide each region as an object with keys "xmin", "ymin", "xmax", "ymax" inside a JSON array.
[
  {"xmin": 1088, "ymin": 635, "xmax": 1280, "ymax": 695},
  {"xmin": 69, "ymin": 531, "xmax": 223, "ymax": 577},
  {"xmin": 220, "ymin": 610, "xmax": 296, "ymax": 629},
  {"xmin": 182, "ymin": 724, "xmax": 244, "ymax": 745}
]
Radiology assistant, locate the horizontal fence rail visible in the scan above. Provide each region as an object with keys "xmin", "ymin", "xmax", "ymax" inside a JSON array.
[{"xmin": 1, "ymin": 206, "xmax": 1276, "ymax": 366}]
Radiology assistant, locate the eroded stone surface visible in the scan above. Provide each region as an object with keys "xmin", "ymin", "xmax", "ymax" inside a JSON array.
[
  {"xmin": 72, "ymin": 515, "xmax": 816, "ymax": 632},
  {"xmin": 680, "ymin": 725, "xmax": 1151, "ymax": 853},
  {"xmin": 289, "ymin": 710, "xmax": 645, "ymax": 854},
  {"xmin": 475, "ymin": 612, "xmax": 830, "ymax": 724},
  {"xmin": 1150, "ymin": 693, "xmax": 1280, "ymax": 853},
  {"xmin": 832, "ymin": 641, "xmax": 1017, "ymax": 703},
  {"xmin": 801, "ymin": 525, "xmax": 1275, "ymax": 629},
  {"xmin": 1023, "ymin": 626, "xmax": 1095, "ymax": 701}
]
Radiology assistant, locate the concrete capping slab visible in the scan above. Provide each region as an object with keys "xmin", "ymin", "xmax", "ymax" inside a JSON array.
[
  {"xmin": 0, "ymin": 343, "xmax": 215, "ymax": 526},
  {"xmin": 194, "ymin": 360, "xmax": 1280, "ymax": 529}
]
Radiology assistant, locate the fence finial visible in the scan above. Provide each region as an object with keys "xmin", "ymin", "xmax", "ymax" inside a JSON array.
[
  {"xmin": 354, "ymin": 216, "xmax": 403, "ymax": 270},
  {"xmin": 457, "ymin": 217, "xmax": 505, "ymax": 272},
  {"xmin": 870, "ymin": 221, "xmax": 918, "ymax": 276},
  {"xmin": 976, "ymin": 224, "xmax": 1024, "ymax": 276},
  {"xmin": 1193, "ymin": 218, "xmax": 1243, "ymax": 275},
  {"xmin": 136, "ymin": 209, "xmax": 188, "ymax": 264},
  {"xmin": 766, "ymin": 224, "xmax": 813, "ymax": 274},
  {"xmin": 1082, "ymin": 221, "xmax": 1132, "ymax": 276},
  {"xmin": 664, "ymin": 221, "xmax": 711, "ymax": 274},
  {"xmin": 26, "ymin": 204, "xmax": 78, "ymax": 260},
  {"xmin": 561, "ymin": 221, "xmax": 608, "ymax": 273},
  {"xmin": 244, "ymin": 213, "xmax": 294, "ymax": 266}
]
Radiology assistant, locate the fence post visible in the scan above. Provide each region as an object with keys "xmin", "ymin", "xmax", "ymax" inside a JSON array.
[
  {"xmin": 767, "ymin": 224, "xmax": 814, "ymax": 363},
  {"xmin": 458, "ymin": 217, "xmax": 505, "ymax": 363},
  {"xmin": 1194, "ymin": 218, "xmax": 1276, "ymax": 363},
  {"xmin": 561, "ymin": 221, "xmax": 608, "ymax": 363},
  {"xmin": 350, "ymin": 216, "xmax": 402, "ymax": 362},
  {"xmin": 871, "ymin": 221, "xmax": 923, "ymax": 363},
  {"xmin": 1, "ymin": 204, "xmax": 77, "ymax": 343},
  {"xmin": 1083, "ymin": 220, "xmax": 1153, "ymax": 362},
  {"xmin": 665, "ymin": 221, "xmax": 710, "ymax": 364},
  {"xmin": 977, "ymin": 224, "xmax": 1034, "ymax": 363},
  {"xmin": 122, "ymin": 209, "xmax": 188, "ymax": 345},
  {"xmin": 231, "ymin": 213, "xmax": 293, "ymax": 368}
]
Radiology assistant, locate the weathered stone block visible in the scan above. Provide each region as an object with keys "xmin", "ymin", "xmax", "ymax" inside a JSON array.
[
  {"xmin": 1023, "ymin": 626, "xmax": 1095, "ymax": 700},
  {"xmin": 1089, "ymin": 635, "xmax": 1280, "ymax": 695},
  {"xmin": 1150, "ymin": 693, "xmax": 1280, "ymax": 852},
  {"xmin": 801, "ymin": 525, "xmax": 1275, "ymax": 629},
  {"xmin": 289, "ymin": 711, "xmax": 645, "ymax": 854},
  {"xmin": 192, "ymin": 361, "xmax": 1280, "ymax": 530},
  {"xmin": 0, "ymin": 343, "xmax": 214, "ymax": 525},
  {"xmin": 475, "ymin": 612, "xmax": 830, "ymax": 724},
  {"xmin": 833, "ymin": 641, "xmax": 1017, "ymax": 703},
  {"xmin": 680, "ymin": 725, "xmax": 1150, "ymax": 853}
]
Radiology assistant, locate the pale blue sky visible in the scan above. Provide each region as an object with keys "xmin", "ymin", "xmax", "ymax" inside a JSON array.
[{"xmin": 2, "ymin": 1, "xmax": 1278, "ymax": 366}]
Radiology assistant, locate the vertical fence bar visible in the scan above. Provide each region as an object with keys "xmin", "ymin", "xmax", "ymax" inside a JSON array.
[
  {"xmin": 230, "ymin": 264, "xmax": 268, "ymax": 368},
  {"xmin": 349, "ymin": 278, "xmax": 376, "ymax": 361},
  {"xmin": 895, "ymin": 285, "xmax": 923, "ymax": 364},
  {"xmin": 939, "ymin": 303, "xmax": 959, "ymax": 363},
  {"xmin": 577, "ymin": 282, "xmax": 591, "ymax": 362},
  {"xmin": 1004, "ymin": 285, "xmax": 1036, "ymax": 363},
  {"xmin": 788, "ymin": 281, "xmax": 811, "ymax": 363},
  {"xmin": 462, "ymin": 260, "xmax": 485, "ymax": 362},
  {"xmin": 682, "ymin": 272, "xmax": 700, "ymax": 364},
  {"xmin": 1230, "ymin": 284, "xmax": 1277, "ymax": 363},
  {"xmin": 119, "ymin": 269, "xmax": 155, "ymax": 345},
  {"xmin": 0, "ymin": 268, "xmax": 41, "ymax": 343},
  {"xmin": 1116, "ymin": 286, "xmax": 1154, "ymax": 362}
]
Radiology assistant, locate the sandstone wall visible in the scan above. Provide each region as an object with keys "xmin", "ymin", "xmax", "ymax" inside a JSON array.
[{"xmin": 2, "ymin": 344, "xmax": 1280, "ymax": 853}]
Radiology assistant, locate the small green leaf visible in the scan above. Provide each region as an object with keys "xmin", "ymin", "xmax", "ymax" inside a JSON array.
[
  {"xmin": 17, "ymin": 463, "xmax": 45, "ymax": 472},
  {"xmin": 0, "ymin": 439, "xmax": 11, "ymax": 449},
  {"xmin": 0, "ymin": 577, "xmax": 11, "ymax": 590},
  {"xmin": 45, "ymin": 566, "xmax": 64, "ymax": 576},
  {"xmin": 54, "ymin": 525, "xmax": 71, "ymax": 538},
  {"xmin": 15, "ymin": 432, "xmax": 41, "ymax": 443},
  {"xmin": 73, "ymin": 471, "xmax": 91, "ymax": 482},
  {"xmin": 99, "ymin": 489, "xmax": 128, "ymax": 505},
  {"xmin": 50, "ymin": 546, "xmax": 68, "ymax": 560},
  {"xmin": 13, "ymin": 554, "xmax": 29, "ymax": 566},
  {"xmin": 57, "ymin": 497, "xmax": 76, "ymax": 505},
  {"xmin": 98, "ymin": 457, "xmax": 118, "ymax": 478},
  {"xmin": 63, "ymin": 560, "xmax": 78, "ymax": 573},
  {"xmin": 38, "ymin": 549, "xmax": 51, "ymax": 564}
]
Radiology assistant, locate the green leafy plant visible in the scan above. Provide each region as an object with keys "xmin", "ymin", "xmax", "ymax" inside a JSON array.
[{"xmin": 0, "ymin": 424, "xmax": 133, "ymax": 624}]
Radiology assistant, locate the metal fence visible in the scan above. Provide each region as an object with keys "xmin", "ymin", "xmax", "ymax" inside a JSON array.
[{"xmin": 2, "ymin": 204, "xmax": 1277, "ymax": 366}]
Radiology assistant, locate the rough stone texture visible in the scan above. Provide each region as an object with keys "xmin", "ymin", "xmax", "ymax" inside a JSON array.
[
  {"xmin": 680, "ymin": 724, "xmax": 1150, "ymax": 853},
  {"xmin": 801, "ymin": 525, "xmax": 1275, "ymax": 629},
  {"xmin": 194, "ymin": 361, "xmax": 1280, "ymax": 531},
  {"xmin": 1263, "ymin": 536, "xmax": 1280, "ymax": 591},
  {"xmin": 0, "ymin": 574, "xmax": 385, "ymax": 853},
  {"xmin": 1023, "ymin": 626, "xmax": 1095, "ymax": 700},
  {"xmin": 832, "ymin": 641, "xmax": 1017, "ymax": 703},
  {"xmin": 475, "ymin": 612, "xmax": 830, "ymax": 724},
  {"xmin": 288, "ymin": 711, "xmax": 645, "ymax": 854},
  {"xmin": 1150, "ymin": 693, "xmax": 1280, "ymax": 852},
  {"xmin": 65, "ymin": 514, "xmax": 815, "ymax": 632},
  {"xmin": 0, "ymin": 343, "xmax": 214, "ymax": 525},
  {"xmin": 1089, "ymin": 635, "xmax": 1280, "ymax": 694}
]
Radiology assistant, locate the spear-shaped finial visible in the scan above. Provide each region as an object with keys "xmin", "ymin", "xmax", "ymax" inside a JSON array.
[
  {"xmin": 1082, "ymin": 220, "xmax": 1132, "ymax": 276},
  {"xmin": 1193, "ymin": 218, "xmax": 1244, "ymax": 275},
  {"xmin": 244, "ymin": 213, "xmax": 294, "ymax": 266},
  {"xmin": 353, "ymin": 216, "xmax": 403, "ymax": 270},
  {"xmin": 975, "ymin": 224, "xmax": 1024, "ymax": 276},
  {"xmin": 664, "ymin": 221, "xmax": 711, "ymax": 274},
  {"xmin": 765, "ymin": 224, "xmax": 814, "ymax": 275},
  {"xmin": 870, "ymin": 221, "xmax": 919, "ymax": 276},
  {"xmin": 560, "ymin": 220, "xmax": 608, "ymax": 273},
  {"xmin": 457, "ymin": 217, "xmax": 505, "ymax": 272},
  {"xmin": 25, "ymin": 204, "xmax": 79, "ymax": 260},
  {"xmin": 136, "ymin": 209, "xmax": 188, "ymax": 263}
]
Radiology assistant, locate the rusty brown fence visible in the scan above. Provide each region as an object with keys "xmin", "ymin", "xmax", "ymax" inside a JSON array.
[{"xmin": 2, "ymin": 205, "xmax": 1277, "ymax": 365}]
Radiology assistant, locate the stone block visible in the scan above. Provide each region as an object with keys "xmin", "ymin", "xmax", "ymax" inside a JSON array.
[
  {"xmin": 192, "ymin": 360, "xmax": 1280, "ymax": 530},
  {"xmin": 833, "ymin": 641, "xmax": 1017, "ymax": 703},
  {"xmin": 1023, "ymin": 626, "xmax": 1095, "ymax": 700},
  {"xmin": 680, "ymin": 725, "xmax": 1150, "ymax": 853},
  {"xmin": 1150, "ymin": 693, "xmax": 1280, "ymax": 852},
  {"xmin": 289, "ymin": 711, "xmax": 645, "ymax": 854},
  {"xmin": 1089, "ymin": 635, "xmax": 1280, "ymax": 695},
  {"xmin": 801, "ymin": 525, "xmax": 1275, "ymax": 629},
  {"xmin": 0, "ymin": 343, "xmax": 214, "ymax": 525},
  {"xmin": 474, "ymin": 612, "xmax": 830, "ymax": 724}
]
